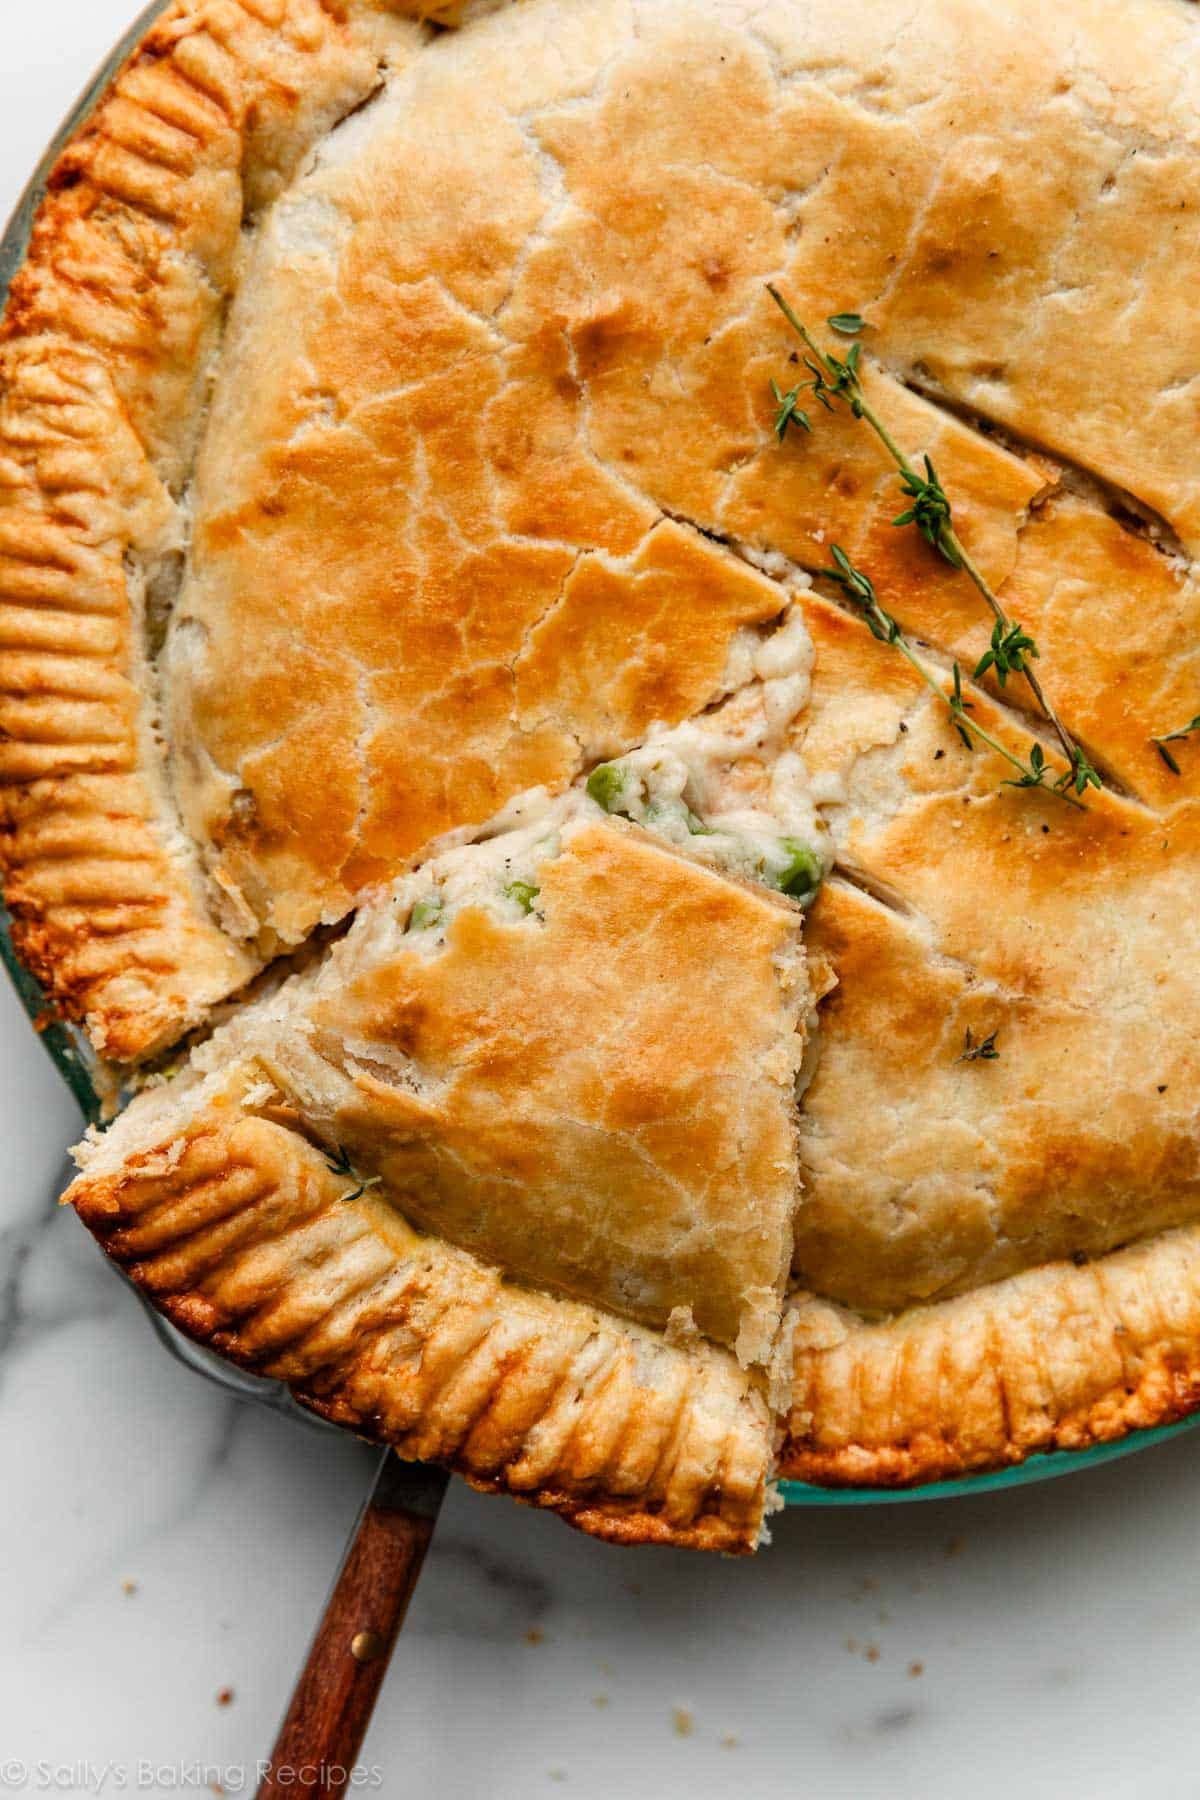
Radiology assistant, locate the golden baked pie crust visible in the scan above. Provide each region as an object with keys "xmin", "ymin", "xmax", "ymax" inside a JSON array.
[{"xmin": 3, "ymin": 0, "xmax": 1200, "ymax": 1538}]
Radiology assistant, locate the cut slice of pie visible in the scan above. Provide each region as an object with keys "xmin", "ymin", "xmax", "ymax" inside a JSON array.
[
  {"xmin": 67, "ymin": 812, "xmax": 811, "ymax": 1550},
  {"xmin": 4, "ymin": 0, "xmax": 1200, "ymax": 1546}
]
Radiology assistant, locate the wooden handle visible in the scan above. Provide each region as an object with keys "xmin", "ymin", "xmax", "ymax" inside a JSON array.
[{"xmin": 257, "ymin": 1452, "xmax": 449, "ymax": 1799}]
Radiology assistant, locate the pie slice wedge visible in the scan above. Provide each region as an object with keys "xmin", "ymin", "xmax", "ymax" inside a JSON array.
[{"xmin": 65, "ymin": 811, "xmax": 811, "ymax": 1549}]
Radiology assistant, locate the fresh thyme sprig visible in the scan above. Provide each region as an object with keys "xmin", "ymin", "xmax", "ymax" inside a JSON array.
[
  {"xmin": 324, "ymin": 1144, "xmax": 383, "ymax": 1205},
  {"xmin": 770, "ymin": 378, "xmax": 812, "ymax": 442},
  {"xmin": 1150, "ymin": 714, "xmax": 1200, "ymax": 775},
  {"xmin": 765, "ymin": 285, "xmax": 1102, "ymax": 803},
  {"xmin": 974, "ymin": 618, "xmax": 1038, "ymax": 689},
  {"xmin": 821, "ymin": 547, "xmax": 1084, "ymax": 808},
  {"xmin": 958, "ymin": 1026, "xmax": 1000, "ymax": 1062}
]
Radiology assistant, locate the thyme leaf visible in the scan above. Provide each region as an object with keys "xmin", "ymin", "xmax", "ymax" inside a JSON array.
[
  {"xmin": 323, "ymin": 1145, "xmax": 383, "ymax": 1205},
  {"xmin": 893, "ymin": 456, "xmax": 957, "ymax": 561},
  {"xmin": 958, "ymin": 1026, "xmax": 1000, "ymax": 1063},
  {"xmin": 1057, "ymin": 744, "xmax": 1103, "ymax": 799},
  {"xmin": 1004, "ymin": 740, "xmax": 1047, "ymax": 792},
  {"xmin": 974, "ymin": 618, "xmax": 1039, "ymax": 689},
  {"xmin": 1151, "ymin": 713, "xmax": 1200, "ymax": 774},
  {"xmin": 770, "ymin": 378, "xmax": 813, "ymax": 441}
]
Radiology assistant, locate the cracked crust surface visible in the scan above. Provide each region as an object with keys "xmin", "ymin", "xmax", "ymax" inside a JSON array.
[
  {"xmin": 4, "ymin": 0, "xmax": 1200, "ymax": 1511},
  {"xmin": 777, "ymin": 593, "xmax": 1200, "ymax": 1482},
  {"xmin": 157, "ymin": 0, "xmax": 1200, "ymax": 949},
  {"xmin": 791, "ymin": 592, "xmax": 1200, "ymax": 1315},
  {"xmin": 66, "ymin": 817, "xmax": 807, "ymax": 1550},
  {"xmin": 6, "ymin": 0, "xmax": 1200, "ymax": 1031}
]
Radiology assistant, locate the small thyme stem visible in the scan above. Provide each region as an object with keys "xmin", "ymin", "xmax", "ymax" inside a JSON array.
[
  {"xmin": 819, "ymin": 546, "xmax": 1085, "ymax": 810},
  {"xmin": 1150, "ymin": 713, "xmax": 1200, "ymax": 774},
  {"xmin": 937, "ymin": 523, "xmax": 1077, "ymax": 767},
  {"xmin": 883, "ymin": 622, "xmax": 1082, "ymax": 803},
  {"xmin": 765, "ymin": 285, "xmax": 1099, "ymax": 797},
  {"xmin": 323, "ymin": 1144, "xmax": 383, "ymax": 1205}
]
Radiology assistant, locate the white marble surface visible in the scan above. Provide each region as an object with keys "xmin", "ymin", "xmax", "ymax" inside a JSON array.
[{"xmin": 2, "ymin": 7, "xmax": 1200, "ymax": 1797}]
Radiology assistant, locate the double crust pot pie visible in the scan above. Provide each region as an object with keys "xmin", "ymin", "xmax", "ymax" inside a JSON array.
[{"xmin": 3, "ymin": 0, "xmax": 1200, "ymax": 1551}]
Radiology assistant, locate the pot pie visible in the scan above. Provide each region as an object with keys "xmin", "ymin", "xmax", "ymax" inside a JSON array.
[{"xmin": 4, "ymin": 0, "xmax": 1200, "ymax": 1551}]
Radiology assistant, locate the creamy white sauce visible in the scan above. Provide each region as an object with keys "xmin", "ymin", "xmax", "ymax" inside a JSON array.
[
  {"xmin": 585, "ymin": 606, "xmax": 832, "ymax": 899},
  {"xmin": 395, "ymin": 793, "xmax": 583, "ymax": 951},
  {"xmin": 394, "ymin": 604, "xmax": 831, "ymax": 948}
]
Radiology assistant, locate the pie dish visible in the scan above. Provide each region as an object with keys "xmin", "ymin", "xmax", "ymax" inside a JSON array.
[{"xmin": 4, "ymin": 0, "xmax": 1200, "ymax": 1552}]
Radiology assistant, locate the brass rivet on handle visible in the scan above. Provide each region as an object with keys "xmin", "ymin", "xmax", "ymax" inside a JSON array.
[{"xmin": 351, "ymin": 1630, "xmax": 385, "ymax": 1664}]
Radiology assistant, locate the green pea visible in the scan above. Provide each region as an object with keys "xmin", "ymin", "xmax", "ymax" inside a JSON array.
[
  {"xmin": 773, "ymin": 840, "xmax": 824, "ymax": 904},
  {"xmin": 586, "ymin": 761, "xmax": 630, "ymax": 814},
  {"xmin": 408, "ymin": 897, "xmax": 443, "ymax": 931},
  {"xmin": 505, "ymin": 880, "xmax": 540, "ymax": 914}
]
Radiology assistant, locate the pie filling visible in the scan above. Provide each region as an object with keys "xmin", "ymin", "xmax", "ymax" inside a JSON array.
[
  {"xmin": 398, "ymin": 602, "xmax": 833, "ymax": 946},
  {"xmin": 582, "ymin": 607, "xmax": 835, "ymax": 904}
]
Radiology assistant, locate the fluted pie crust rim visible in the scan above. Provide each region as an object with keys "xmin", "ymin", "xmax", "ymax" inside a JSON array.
[{"xmin": 70, "ymin": 1102, "xmax": 774, "ymax": 1552}]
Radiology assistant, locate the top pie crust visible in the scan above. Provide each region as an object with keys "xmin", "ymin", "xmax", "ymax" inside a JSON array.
[{"xmin": 5, "ymin": 0, "xmax": 1200, "ymax": 1545}]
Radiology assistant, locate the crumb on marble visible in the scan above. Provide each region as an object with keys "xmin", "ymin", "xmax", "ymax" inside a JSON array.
[
  {"xmin": 865, "ymin": 1645, "xmax": 881, "ymax": 1663},
  {"xmin": 909, "ymin": 1661, "xmax": 925, "ymax": 1678},
  {"xmin": 845, "ymin": 1637, "xmax": 859, "ymax": 1653},
  {"xmin": 945, "ymin": 1536, "xmax": 965, "ymax": 1557},
  {"xmin": 672, "ymin": 1707, "xmax": 694, "ymax": 1737},
  {"xmin": 525, "ymin": 1628, "xmax": 544, "ymax": 1646},
  {"xmin": 592, "ymin": 1695, "xmax": 609, "ymax": 1708},
  {"xmin": 121, "ymin": 1578, "xmax": 138, "ymax": 1597},
  {"xmin": 216, "ymin": 1687, "xmax": 235, "ymax": 1708},
  {"xmin": 721, "ymin": 1734, "xmax": 739, "ymax": 1751}
]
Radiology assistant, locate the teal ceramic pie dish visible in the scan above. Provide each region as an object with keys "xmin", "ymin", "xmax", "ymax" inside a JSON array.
[{"xmin": 5, "ymin": 0, "xmax": 1198, "ymax": 1513}]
